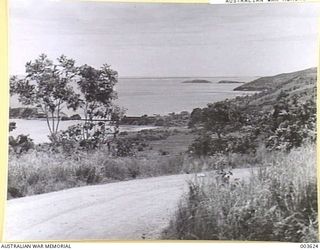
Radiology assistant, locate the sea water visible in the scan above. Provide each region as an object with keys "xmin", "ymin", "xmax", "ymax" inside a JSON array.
[{"xmin": 9, "ymin": 76, "xmax": 257, "ymax": 143}]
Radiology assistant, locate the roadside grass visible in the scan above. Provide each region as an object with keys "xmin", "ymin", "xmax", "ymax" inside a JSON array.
[
  {"xmin": 8, "ymin": 144, "xmax": 213, "ymax": 198},
  {"xmin": 7, "ymin": 141, "xmax": 282, "ymax": 199},
  {"xmin": 162, "ymin": 143, "xmax": 318, "ymax": 242},
  {"xmin": 7, "ymin": 128, "xmax": 190, "ymax": 198}
]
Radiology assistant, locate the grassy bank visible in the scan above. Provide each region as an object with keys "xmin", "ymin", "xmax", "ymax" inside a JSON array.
[
  {"xmin": 7, "ymin": 128, "xmax": 200, "ymax": 198},
  {"xmin": 162, "ymin": 143, "xmax": 318, "ymax": 242},
  {"xmin": 7, "ymin": 130, "xmax": 281, "ymax": 199},
  {"xmin": 7, "ymin": 148, "xmax": 184, "ymax": 198}
]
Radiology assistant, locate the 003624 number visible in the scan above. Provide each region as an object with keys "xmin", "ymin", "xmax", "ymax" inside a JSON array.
[{"xmin": 300, "ymin": 244, "xmax": 319, "ymax": 248}]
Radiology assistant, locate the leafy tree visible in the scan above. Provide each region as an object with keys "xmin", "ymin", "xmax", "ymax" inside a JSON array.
[
  {"xmin": 10, "ymin": 54, "xmax": 80, "ymax": 142},
  {"xmin": 77, "ymin": 64, "xmax": 119, "ymax": 140},
  {"xmin": 201, "ymin": 101, "xmax": 243, "ymax": 139},
  {"xmin": 188, "ymin": 132, "xmax": 215, "ymax": 156},
  {"xmin": 54, "ymin": 63, "xmax": 123, "ymax": 151},
  {"xmin": 188, "ymin": 108, "xmax": 202, "ymax": 128},
  {"xmin": 72, "ymin": 64, "xmax": 123, "ymax": 149}
]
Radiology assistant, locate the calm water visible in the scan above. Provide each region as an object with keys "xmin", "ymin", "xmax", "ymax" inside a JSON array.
[
  {"xmin": 10, "ymin": 76, "xmax": 256, "ymax": 116},
  {"xmin": 10, "ymin": 119, "xmax": 157, "ymax": 144},
  {"xmin": 114, "ymin": 77, "xmax": 255, "ymax": 116},
  {"xmin": 10, "ymin": 76, "xmax": 257, "ymax": 143}
]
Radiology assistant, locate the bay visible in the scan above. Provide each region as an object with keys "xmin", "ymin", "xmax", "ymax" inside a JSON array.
[{"xmin": 9, "ymin": 76, "xmax": 257, "ymax": 143}]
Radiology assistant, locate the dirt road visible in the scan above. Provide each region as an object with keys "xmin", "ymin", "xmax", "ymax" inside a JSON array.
[{"xmin": 4, "ymin": 169, "xmax": 253, "ymax": 241}]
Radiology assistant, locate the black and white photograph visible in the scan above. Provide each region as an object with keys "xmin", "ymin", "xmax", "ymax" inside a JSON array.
[{"xmin": 4, "ymin": 0, "xmax": 319, "ymax": 242}]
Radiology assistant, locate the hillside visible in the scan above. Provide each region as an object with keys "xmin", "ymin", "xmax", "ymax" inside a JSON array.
[
  {"xmin": 234, "ymin": 67, "xmax": 316, "ymax": 92},
  {"xmin": 9, "ymin": 107, "xmax": 69, "ymax": 119},
  {"xmin": 9, "ymin": 107, "xmax": 45, "ymax": 119},
  {"xmin": 234, "ymin": 67, "xmax": 317, "ymax": 110}
]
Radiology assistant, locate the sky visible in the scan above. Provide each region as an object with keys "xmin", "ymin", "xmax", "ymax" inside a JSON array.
[{"xmin": 9, "ymin": 0, "xmax": 320, "ymax": 77}]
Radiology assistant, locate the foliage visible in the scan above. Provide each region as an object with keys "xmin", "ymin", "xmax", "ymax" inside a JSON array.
[
  {"xmin": 55, "ymin": 122, "xmax": 114, "ymax": 153},
  {"xmin": 188, "ymin": 108, "xmax": 202, "ymax": 128},
  {"xmin": 10, "ymin": 54, "xmax": 122, "ymax": 148},
  {"xmin": 120, "ymin": 111, "xmax": 190, "ymax": 127},
  {"xmin": 198, "ymin": 101, "xmax": 244, "ymax": 139},
  {"xmin": 7, "ymin": 147, "xmax": 196, "ymax": 198},
  {"xmin": 76, "ymin": 64, "xmax": 122, "ymax": 148},
  {"xmin": 9, "ymin": 119, "xmax": 34, "ymax": 154},
  {"xmin": 188, "ymin": 132, "xmax": 219, "ymax": 156},
  {"xmin": 10, "ymin": 54, "xmax": 80, "ymax": 141},
  {"xmin": 9, "ymin": 134, "xmax": 35, "ymax": 155},
  {"xmin": 189, "ymin": 90, "xmax": 316, "ymax": 156},
  {"xmin": 189, "ymin": 133, "xmax": 257, "ymax": 156},
  {"xmin": 163, "ymin": 144, "xmax": 318, "ymax": 242},
  {"xmin": 9, "ymin": 122, "xmax": 16, "ymax": 132},
  {"xmin": 264, "ymin": 96, "xmax": 316, "ymax": 151},
  {"xmin": 112, "ymin": 138, "xmax": 136, "ymax": 157}
]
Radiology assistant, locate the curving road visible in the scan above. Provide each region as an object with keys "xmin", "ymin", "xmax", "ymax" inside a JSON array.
[{"xmin": 4, "ymin": 169, "xmax": 253, "ymax": 241}]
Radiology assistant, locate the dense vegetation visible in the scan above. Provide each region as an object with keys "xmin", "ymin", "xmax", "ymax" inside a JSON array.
[
  {"xmin": 8, "ymin": 124, "xmax": 198, "ymax": 198},
  {"xmin": 163, "ymin": 68, "xmax": 317, "ymax": 242},
  {"xmin": 188, "ymin": 68, "xmax": 316, "ymax": 156},
  {"xmin": 163, "ymin": 144, "xmax": 317, "ymax": 242}
]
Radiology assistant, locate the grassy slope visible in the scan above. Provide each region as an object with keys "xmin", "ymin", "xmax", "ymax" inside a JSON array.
[
  {"xmin": 162, "ymin": 143, "xmax": 318, "ymax": 242},
  {"xmin": 161, "ymin": 68, "xmax": 318, "ymax": 241},
  {"xmin": 7, "ymin": 128, "xmax": 196, "ymax": 198},
  {"xmin": 231, "ymin": 67, "xmax": 317, "ymax": 113},
  {"xmin": 234, "ymin": 67, "xmax": 316, "ymax": 92}
]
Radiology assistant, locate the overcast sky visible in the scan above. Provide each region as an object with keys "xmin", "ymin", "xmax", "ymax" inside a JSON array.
[{"xmin": 9, "ymin": 0, "xmax": 319, "ymax": 77}]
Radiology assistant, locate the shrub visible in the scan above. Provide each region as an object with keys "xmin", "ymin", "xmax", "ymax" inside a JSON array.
[
  {"xmin": 7, "ymin": 148, "xmax": 193, "ymax": 198},
  {"xmin": 54, "ymin": 123, "xmax": 114, "ymax": 152},
  {"xmin": 113, "ymin": 138, "xmax": 135, "ymax": 157},
  {"xmin": 189, "ymin": 133, "xmax": 257, "ymax": 156},
  {"xmin": 163, "ymin": 144, "xmax": 318, "ymax": 242},
  {"xmin": 9, "ymin": 122, "xmax": 16, "ymax": 132},
  {"xmin": 9, "ymin": 134, "xmax": 35, "ymax": 155}
]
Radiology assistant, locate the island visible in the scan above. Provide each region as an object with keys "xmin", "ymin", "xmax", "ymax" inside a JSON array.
[{"xmin": 182, "ymin": 79, "xmax": 212, "ymax": 83}]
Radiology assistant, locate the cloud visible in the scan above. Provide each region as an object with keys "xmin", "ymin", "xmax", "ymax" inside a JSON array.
[{"xmin": 9, "ymin": 0, "xmax": 319, "ymax": 76}]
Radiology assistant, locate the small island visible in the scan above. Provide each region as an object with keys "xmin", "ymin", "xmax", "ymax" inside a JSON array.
[
  {"xmin": 182, "ymin": 79, "xmax": 212, "ymax": 83},
  {"xmin": 218, "ymin": 80, "xmax": 244, "ymax": 84}
]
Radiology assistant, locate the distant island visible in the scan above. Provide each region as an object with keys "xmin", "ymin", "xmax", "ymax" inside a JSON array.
[
  {"xmin": 182, "ymin": 79, "xmax": 212, "ymax": 83},
  {"xmin": 218, "ymin": 80, "xmax": 244, "ymax": 84}
]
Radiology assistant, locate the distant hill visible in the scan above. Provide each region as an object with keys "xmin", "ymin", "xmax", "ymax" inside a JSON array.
[
  {"xmin": 9, "ymin": 107, "xmax": 45, "ymax": 119},
  {"xmin": 234, "ymin": 67, "xmax": 316, "ymax": 92},
  {"xmin": 234, "ymin": 67, "xmax": 317, "ymax": 110},
  {"xmin": 182, "ymin": 79, "xmax": 212, "ymax": 83},
  {"xmin": 9, "ymin": 107, "xmax": 69, "ymax": 119}
]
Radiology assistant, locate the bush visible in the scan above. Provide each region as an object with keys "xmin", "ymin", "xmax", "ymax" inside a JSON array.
[
  {"xmin": 7, "ymin": 148, "xmax": 194, "ymax": 198},
  {"xmin": 9, "ymin": 122, "xmax": 16, "ymax": 132},
  {"xmin": 113, "ymin": 138, "xmax": 135, "ymax": 157},
  {"xmin": 9, "ymin": 134, "xmax": 35, "ymax": 155},
  {"xmin": 54, "ymin": 123, "xmax": 112, "ymax": 152},
  {"xmin": 163, "ymin": 144, "xmax": 318, "ymax": 242},
  {"xmin": 263, "ymin": 98, "xmax": 316, "ymax": 151},
  {"xmin": 189, "ymin": 93, "xmax": 316, "ymax": 157},
  {"xmin": 189, "ymin": 133, "xmax": 257, "ymax": 156}
]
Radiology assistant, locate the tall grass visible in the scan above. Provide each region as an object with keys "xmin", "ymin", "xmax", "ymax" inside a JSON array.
[
  {"xmin": 7, "ymin": 147, "xmax": 207, "ymax": 198},
  {"xmin": 162, "ymin": 143, "xmax": 318, "ymax": 242}
]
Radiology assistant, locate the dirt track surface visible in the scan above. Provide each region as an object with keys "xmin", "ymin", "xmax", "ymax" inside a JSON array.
[{"xmin": 4, "ymin": 169, "xmax": 253, "ymax": 241}]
